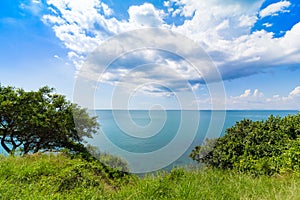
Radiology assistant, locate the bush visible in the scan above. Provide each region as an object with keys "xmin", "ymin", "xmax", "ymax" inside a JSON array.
[
  {"xmin": 190, "ymin": 113, "xmax": 300, "ymax": 175},
  {"xmin": 86, "ymin": 145, "xmax": 130, "ymax": 172}
]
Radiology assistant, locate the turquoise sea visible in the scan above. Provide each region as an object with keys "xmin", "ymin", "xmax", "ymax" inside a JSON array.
[
  {"xmin": 0, "ymin": 110, "xmax": 297, "ymax": 172},
  {"xmin": 88, "ymin": 110, "xmax": 298, "ymax": 172}
]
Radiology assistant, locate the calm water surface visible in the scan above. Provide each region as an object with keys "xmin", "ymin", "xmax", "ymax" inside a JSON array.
[{"xmin": 88, "ymin": 110, "xmax": 298, "ymax": 171}]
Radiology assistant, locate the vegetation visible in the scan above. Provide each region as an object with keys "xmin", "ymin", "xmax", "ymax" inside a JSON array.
[
  {"xmin": 190, "ymin": 113, "xmax": 300, "ymax": 175},
  {"xmin": 0, "ymin": 153, "xmax": 133, "ymax": 199},
  {"xmin": 0, "ymin": 85, "xmax": 99, "ymax": 155},
  {"xmin": 1, "ymin": 154, "xmax": 300, "ymax": 200},
  {"xmin": 2, "ymin": 84, "xmax": 300, "ymax": 199},
  {"xmin": 87, "ymin": 145, "xmax": 130, "ymax": 172}
]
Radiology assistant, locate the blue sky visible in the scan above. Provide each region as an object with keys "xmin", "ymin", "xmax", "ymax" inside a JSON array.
[{"xmin": 0, "ymin": 0, "xmax": 300, "ymax": 109}]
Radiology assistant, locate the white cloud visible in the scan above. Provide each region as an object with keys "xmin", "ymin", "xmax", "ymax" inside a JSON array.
[
  {"xmin": 128, "ymin": 3, "xmax": 166, "ymax": 27},
  {"xmin": 43, "ymin": 0, "xmax": 300, "ymax": 102},
  {"xmin": 20, "ymin": 0, "xmax": 43, "ymax": 15},
  {"xmin": 54, "ymin": 54, "xmax": 60, "ymax": 59},
  {"xmin": 194, "ymin": 86, "xmax": 300, "ymax": 110},
  {"xmin": 215, "ymin": 20, "xmax": 230, "ymax": 31},
  {"xmin": 42, "ymin": 15, "xmax": 62, "ymax": 25},
  {"xmin": 231, "ymin": 89, "xmax": 264, "ymax": 101},
  {"xmin": 43, "ymin": 1, "xmax": 169, "ymax": 69},
  {"xmin": 171, "ymin": 9, "xmax": 181, "ymax": 17},
  {"xmin": 82, "ymin": 39, "xmax": 215, "ymax": 96},
  {"xmin": 163, "ymin": 1, "xmax": 171, "ymax": 7},
  {"xmin": 263, "ymin": 22, "xmax": 273, "ymax": 27},
  {"xmin": 259, "ymin": 1, "xmax": 291, "ymax": 18},
  {"xmin": 239, "ymin": 15, "xmax": 258, "ymax": 27},
  {"xmin": 227, "ymin": 86, "xmax": 300, "ymax": 109},
  {"xmin": 165, "ymin": 0, "xmax": 300, "ymax": 74},
  {"xmin": 280, "ymin": 22, "xmax": 300, "ymax": 56},
  {"xmin": 44, "ymin": 0, "xmax": 107, "ymax": 57},
  {"xmin": 253, "ymin": 89, "xmax": 264, "ymax": 97},
  {"xmin": 43, "ymin": 0, "xmax": 300, "ymax": 75},
  {"xmin": 32, "ymin": 0, "xmax": 41, "ymax": 4},
  {"xmin": 289, "ymin": 86, "xmax": 300, "ymax": 97},
  {"xmin": 240, "ymin": 89, "xmax": 251, "ymax": 98},
  {"xmin": 67, "ymin": 51, "xmax": 85, "ymax": 69},
  {"xmin": 170, "ymin": 1, "xmax": 265, "ymax": 65},
  {"xmin": 101, "ymin": 2, "xmax": 113, "ymax": 16}
]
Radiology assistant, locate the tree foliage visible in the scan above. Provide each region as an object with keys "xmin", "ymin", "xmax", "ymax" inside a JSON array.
[
  {"xmin": 0, "ymin": 85, "xmax": 99, "ymax": 155},
  {"xmin": 190, "ymin": 113, "xmax": 300, "ymax": 175}
]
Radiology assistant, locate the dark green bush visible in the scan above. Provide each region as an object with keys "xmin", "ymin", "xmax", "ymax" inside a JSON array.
[{"xmin": 190, "ymin": 113, "xmax": 300, "ymax": 175}]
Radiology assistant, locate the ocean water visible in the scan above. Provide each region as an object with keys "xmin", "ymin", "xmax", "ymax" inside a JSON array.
[
  {"xmin": 88, "ymin": 110, "xmax": 298, "ymax": 173},
  {"xmin": 0, "ymin": 110, "xmax": 297, "ymax": 172}
]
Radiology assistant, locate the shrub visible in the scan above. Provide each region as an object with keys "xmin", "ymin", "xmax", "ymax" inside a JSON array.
[{"xmin": 190, "ymin": 113, "xmax": 300, "ymax": 175}]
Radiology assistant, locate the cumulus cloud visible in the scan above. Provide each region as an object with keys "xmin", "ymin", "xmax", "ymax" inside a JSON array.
[
  {"xmin": 227, "ymin": 87, "xmax": 300, "ymax": 109},
  {"xmin": 259, "ymin": 1, "xmax": 291, "ymax": 18},
  {"xmin": 280, "ymin": 22, "xmax": 300, "ymax": 56},
  {"xmin": 240, "ymin": 89, "xmax": 252, "ymax": 98},
  {"xmin": 101, "ymin": 2, "xmax": 113, "ymax": 16},
  {"xmin": 42, "ymin": 0, "xmax": 300, "ymax": 101},
  {"xmin": 43, "ymin": 1, "xmax": 169, "ymax": 69},
  {"xmin": 231, "ymin": 89, "xmax": 264, "ymax": 102},
  {"xmin": 43, "ymin": 0, "xmax": 110, "ymax": 59},
  {"xmin": 128, "ymin": 3, "xmax": 166, "ymax": 27},
  {"xmin": 43, "ymin": 0, "xmax": 300, "ymax": 75},
  {"xmin": 169, "ymin": 0, "xmax": 300, "ymax": 80},
  {"xmin": 77, "ymin": 28, "xmax": 223, "ymax": 100}
]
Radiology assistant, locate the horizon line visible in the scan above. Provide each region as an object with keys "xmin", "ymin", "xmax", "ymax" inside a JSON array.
[{"xmin": 89, "ymin": 109, "xmax": 299, "ymax": 111}]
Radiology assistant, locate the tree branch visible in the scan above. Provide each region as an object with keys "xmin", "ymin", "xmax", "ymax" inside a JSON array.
[{"xmin": 0, "ymin": 133, "xmax": 11, "ymax": 154}]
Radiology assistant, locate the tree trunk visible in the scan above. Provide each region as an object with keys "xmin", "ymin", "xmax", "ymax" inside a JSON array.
[{"xmin": 1, "ymin": 133, "xmax": 11, "ymax": 154}]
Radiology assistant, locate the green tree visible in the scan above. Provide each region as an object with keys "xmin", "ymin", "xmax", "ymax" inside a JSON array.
[{"xmin": 0, "ymin": 85, "xmax": 99, "ymax": 155}]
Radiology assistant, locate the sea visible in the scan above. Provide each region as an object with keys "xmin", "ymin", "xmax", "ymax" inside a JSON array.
[
  {"xmin": 0, "ymin": 110, "xmax": 298, "ymax": 173},
  {"xmin": 87, "ymin": 110, "xmax": 298, "ymax": 173}
]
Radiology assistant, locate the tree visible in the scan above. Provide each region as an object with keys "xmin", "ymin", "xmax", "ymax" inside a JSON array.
[{"xmin": 0, "ymin": 85, "xmax": 99, "ymax": 155}]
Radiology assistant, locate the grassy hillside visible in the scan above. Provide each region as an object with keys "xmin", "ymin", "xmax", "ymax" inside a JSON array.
[{"xmin": 1, "ymin": 154, "xmax": 300, "ymax": 199}]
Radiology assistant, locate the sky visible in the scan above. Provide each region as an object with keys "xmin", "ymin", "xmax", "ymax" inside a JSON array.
[{"xmin": 0, "ymin": 0, "xmax": 300, "ymax": 110}]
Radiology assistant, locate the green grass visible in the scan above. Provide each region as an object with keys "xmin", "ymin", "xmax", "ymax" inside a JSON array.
[{"xmin": 1, "ymin": 154, "xmax": 300, "ymax": 199}]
